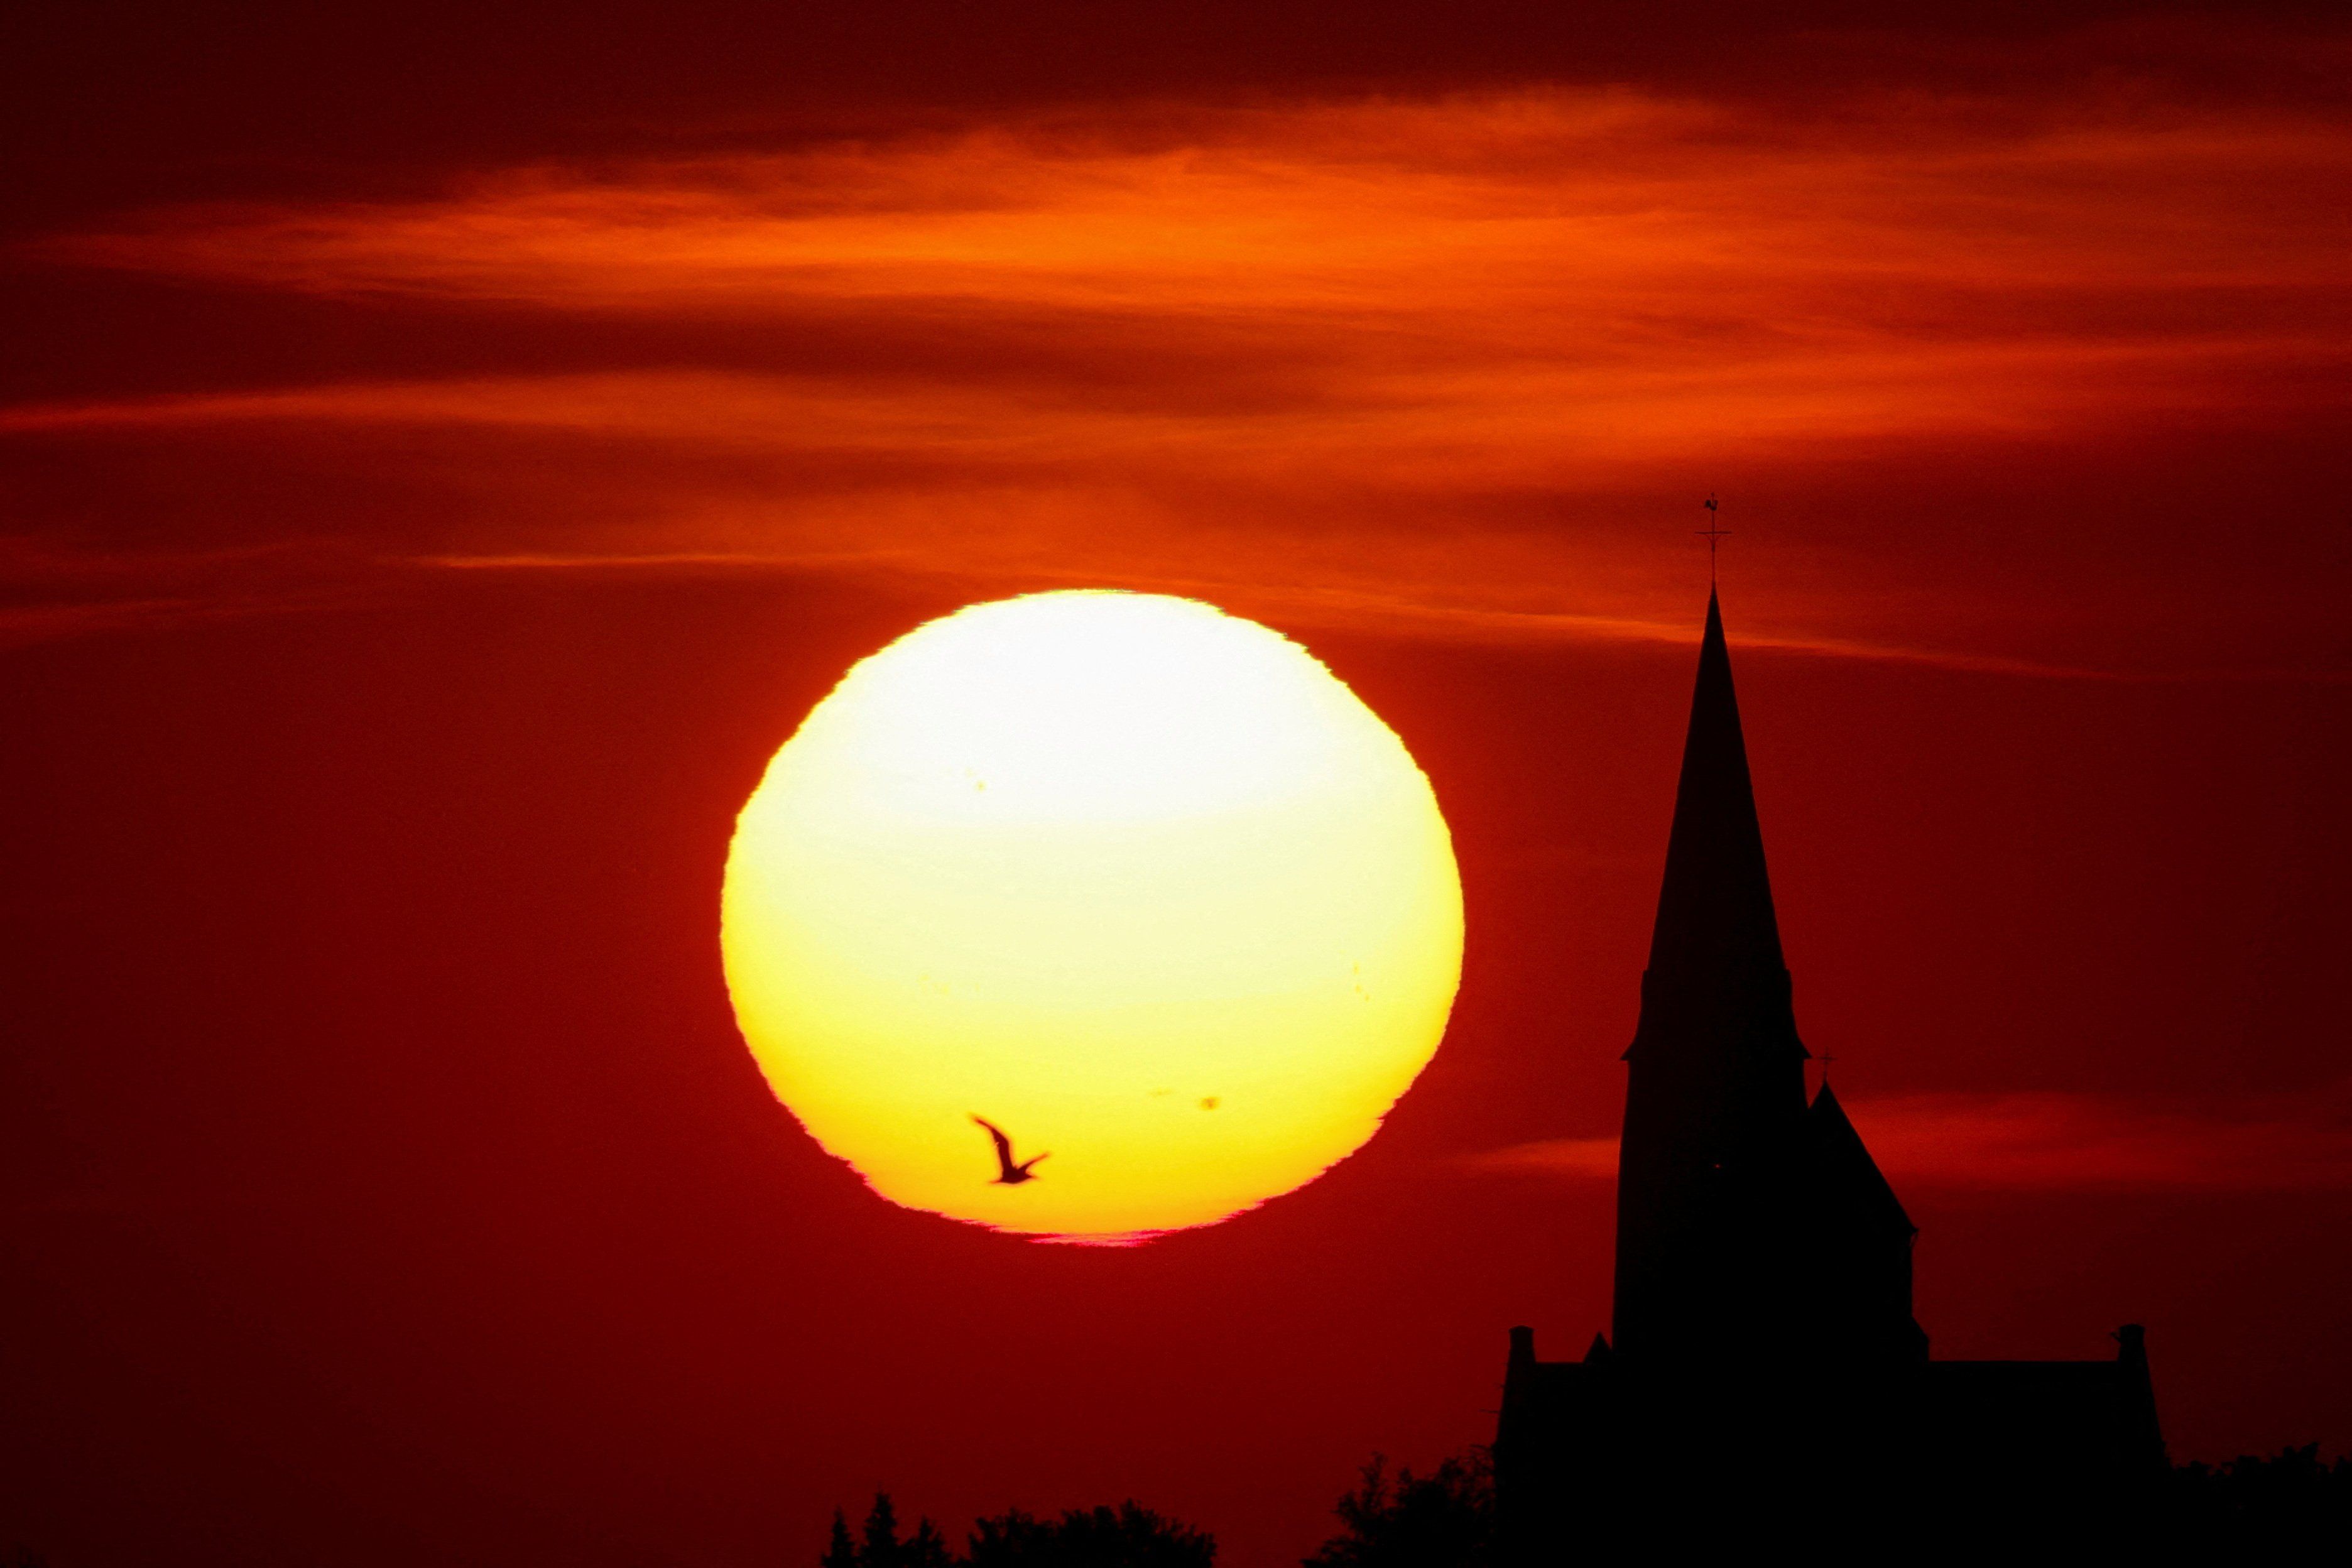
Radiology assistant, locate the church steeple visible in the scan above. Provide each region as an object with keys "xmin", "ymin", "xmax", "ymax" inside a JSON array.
[
  {"xmin": 1638, "ymin": 589, "xmax": 1788, "ymax": 993},
  {"xmin": 1493, "ymin": 590, "xmax": 2162, "ymax": 1555},
  {"xmin": 1611, "ymin": 591, "xmax": 1810, "ymax": 1362}
]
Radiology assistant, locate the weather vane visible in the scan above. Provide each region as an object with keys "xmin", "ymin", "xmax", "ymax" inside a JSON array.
[{"xmin": 1697, "ymin": 493, "xmax": 1729, "ymax": 582}]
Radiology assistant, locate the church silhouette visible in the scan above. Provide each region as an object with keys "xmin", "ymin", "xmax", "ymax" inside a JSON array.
[{"xmin": 1493, "ymin": 593, "xmax": 2167, "ymax": 1554}]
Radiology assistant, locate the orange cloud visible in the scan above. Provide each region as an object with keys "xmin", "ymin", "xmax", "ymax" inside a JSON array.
[
  {"xmin": 55, "ymin": 94, "xmax": 2348, "ymax": 307},
  {"xmin": 1467, "ymin": 1085, "xmax": 2352, "ymax": 1192},
  {"xmin": 45, "ymin": 94, "xmax": 2346, "ymax": 445},
  {"xmin": 8, "ymin": 87, "xmax": 2349, "ymax": 670}
]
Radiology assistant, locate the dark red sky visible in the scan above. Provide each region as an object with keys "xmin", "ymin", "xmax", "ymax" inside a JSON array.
[{"xmin": 3, "ymin": 4, "xmax": 2349, "ymax": 1564}]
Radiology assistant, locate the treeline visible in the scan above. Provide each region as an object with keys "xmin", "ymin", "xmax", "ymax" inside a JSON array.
[
  {"xmin": 1300, "ymin": 1446, "xmax": 2352, "ymax": 1560},
  {"xmin": 823, "ymin": 1493, "xmax": 1213, "ymax": 1568},
  {"xmin": 2168, "ymin": 1445, "xmax": 2352, "ymax": 1553},
  {"xmin": 828, "ymin": 1440, "xmax": 2349, "ymax": 1568},
  {"xmin": 822, "ymin": 1453, "xmax": 1490, "ymax": 1568},
  {"xmin": 1301, "ymin": 1452, "xmax": 1491, "ymax": 1568}
]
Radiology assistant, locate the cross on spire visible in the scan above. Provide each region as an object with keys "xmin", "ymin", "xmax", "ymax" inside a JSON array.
[{"xmin": 1697, "ymin": 494, "xmax": 1729, "ymax": 582}]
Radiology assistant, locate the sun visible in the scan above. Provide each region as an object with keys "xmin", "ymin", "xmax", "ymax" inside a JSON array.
[{"xmin": 720, "ymin": 591, "xmax": 1464, "ymax": 1242}]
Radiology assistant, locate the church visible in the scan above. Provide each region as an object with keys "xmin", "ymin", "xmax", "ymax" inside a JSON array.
[{"xmin": 1493, "ymin": 593, "xmax": 2167, "ymax": 1554}]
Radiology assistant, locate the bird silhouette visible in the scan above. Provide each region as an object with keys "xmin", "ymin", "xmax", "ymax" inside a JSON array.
[{"xmin": 971, "ymin": 1115, "xmax": 1048, "ymax": 1184}]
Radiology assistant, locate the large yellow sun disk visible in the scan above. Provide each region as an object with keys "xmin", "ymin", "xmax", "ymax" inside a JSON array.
[{"xmin": 721, "ymin": 592, "xmax": 1464, "ymax": 1241}]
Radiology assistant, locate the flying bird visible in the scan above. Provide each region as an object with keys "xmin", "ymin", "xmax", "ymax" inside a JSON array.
[{"xmin": 972, "ymin": 1115, "xmax": 1049, "ymax": 1185}]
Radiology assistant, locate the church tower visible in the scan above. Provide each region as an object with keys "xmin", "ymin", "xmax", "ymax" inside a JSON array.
[
  {"xmin": 1494, "ymin": 592, "xmax": 2158, "ymax": 1557},
  {"xmin": 1611, "ymin": 589, "xmax": 1815, "ymax": 1363}
]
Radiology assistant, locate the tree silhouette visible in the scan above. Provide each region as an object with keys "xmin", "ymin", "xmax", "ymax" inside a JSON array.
[
  {"xmin": 2168, "ymin": 1444, "xmax": 2351, "ymax": 1553},
  {"xmin": 864, "ymin": 1494, "xmax": 905, "ymax": 1568},
  {"xmin": 823, "ymin": 1493, "xmax": 961, "ymax": 1568},
  {"xmin": 967, "ymin": 1503, "xmax": 1214, "ymax": 1568},
  {"xmin": 905, "ymin": 1516, "xmax": 957, "ymax": 1568},
  {"xmin": 824, "ymin": 1493, "xmax": 1214, "ymax": 1567},
  {"xmin": 824, "ymin": 1509, "xmax": 859, "ymax": 1568},
  {"xmin": 1304, "ymin": 1452, "xmax": 1493, "ymax": 1568}
]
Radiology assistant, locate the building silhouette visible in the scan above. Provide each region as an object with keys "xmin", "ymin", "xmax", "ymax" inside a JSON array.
[{"xmin": 1494, "ymin": 592, "xmax": 2165, "ymax": 1554}]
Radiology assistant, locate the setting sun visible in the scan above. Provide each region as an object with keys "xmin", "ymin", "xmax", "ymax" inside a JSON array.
[{"xmin": 721, "ymin": 591, "xmax": 1464, "ymax": 1241}]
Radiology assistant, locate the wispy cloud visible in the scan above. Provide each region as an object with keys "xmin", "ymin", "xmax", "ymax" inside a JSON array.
[
  {"xmin": 0, "ymin": 537, "xmax": 395, "ymax": 649},
  {"xmin": 412, "ymin": 542, "xmax": 2150, "ymax": 678},
  {"xmin": 51, "ymin": 94, "xmax": 2349, "ymax": 310},
  {"xmin": 8, "ymin": 88, "xmax": 2348, "ymax": 670},
  {"xmin": 39, "ymin": 94, "xmax": 2348, "ymax": 454},
  {"xmin": 1467, "ymin": 1085, "xmax": 2352, "ymax": 1193}
]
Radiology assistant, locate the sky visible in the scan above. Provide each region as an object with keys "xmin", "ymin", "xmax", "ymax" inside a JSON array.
[{"xmin": 3, "ymin": 3, "xmax": 2349, "ymax": 1563}]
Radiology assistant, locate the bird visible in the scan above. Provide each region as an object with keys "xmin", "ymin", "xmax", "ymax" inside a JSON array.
[{"xmin": 971, "ymin": 1115, "xmax": 1048, "ymax": 1185}]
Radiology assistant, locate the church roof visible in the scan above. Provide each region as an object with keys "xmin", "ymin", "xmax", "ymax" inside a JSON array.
[
  {"xmin": 1643, "ymin": 590, "xmax": 1788, "ymax": 985},
  {"xmin": 1804, "ymin": 1082, "xmax": 1916, "ymax": 1238}
]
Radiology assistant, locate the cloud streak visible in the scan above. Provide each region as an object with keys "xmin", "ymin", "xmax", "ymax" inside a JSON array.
[
  {"xmin": 1467, "ymin": 1086, "xmax": 2352, "ymax": 1193},
  {"xmin": 8, "ymin": 85, "xmax": 2349, "ymax": 671},
  {"xmin": 43, "ymin": 94, "xmax": 2348, "ymax": 447}
]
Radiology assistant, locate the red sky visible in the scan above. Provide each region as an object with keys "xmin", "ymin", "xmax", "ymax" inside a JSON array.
[{"xmin": 3, "ymin": 4, "xmax": 2348, "ymax": 1564}]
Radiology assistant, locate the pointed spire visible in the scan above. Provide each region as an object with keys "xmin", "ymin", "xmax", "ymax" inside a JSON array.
[
  {"xmin": 1644, "ymin": 589, "xmax": 1786, "ymax": 984},
  {"xmin": 1613, "ymin": 591, "xmax": 1809, "ymax": 1359}
]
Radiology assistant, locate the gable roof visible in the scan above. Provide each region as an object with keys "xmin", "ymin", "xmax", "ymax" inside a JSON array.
[{"xmin": 1804, "ymin": 1082, "xmax": 1915, "ymax": 1238}]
